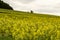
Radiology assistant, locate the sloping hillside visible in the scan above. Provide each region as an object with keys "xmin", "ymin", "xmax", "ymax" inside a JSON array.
[{"xmin": 0, "ymin": 8, "xmax": 60, "ymax": 40}]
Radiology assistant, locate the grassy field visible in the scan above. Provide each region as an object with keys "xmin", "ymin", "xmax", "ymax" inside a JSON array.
[{"xmin": 0, "ymin": 8, "xmax": 60, "ymax": 40}]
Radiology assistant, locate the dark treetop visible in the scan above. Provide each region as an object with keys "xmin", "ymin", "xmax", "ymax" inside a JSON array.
[{"xmin": 0, "ymin": 0, "xmax": 13, "ymax": 10}]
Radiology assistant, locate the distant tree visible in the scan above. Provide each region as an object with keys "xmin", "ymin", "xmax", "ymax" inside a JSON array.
[
  {"xmin": 30, "ymin": 10, "xmax": 33, "ymax": 13},
  {"xmin": 0, "ymin": 0, "xmax": 13, "ymax": 10}
]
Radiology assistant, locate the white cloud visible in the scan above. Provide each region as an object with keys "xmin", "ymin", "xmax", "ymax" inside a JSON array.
[{"xmin": 2, "ymin": 0, "xmax": 60, "ymax": 16}]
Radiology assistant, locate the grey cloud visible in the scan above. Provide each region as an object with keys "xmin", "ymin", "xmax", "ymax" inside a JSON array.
[
  {"xmin": 17, "ymin": 0, "xmax": 34, "ymax": 4},
  {"xmin": 2, "ymin": 0, "xmax": 60, "ymax": 16}
]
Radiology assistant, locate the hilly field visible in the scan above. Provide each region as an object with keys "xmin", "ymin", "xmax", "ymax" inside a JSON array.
[{"xmin": 0, "ymin": 8, "xmax": 60, "ymax": 40}]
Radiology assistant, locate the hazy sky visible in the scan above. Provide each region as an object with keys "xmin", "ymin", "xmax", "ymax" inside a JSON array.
[{"xmin": 2, "ymin": 0, "xmax": 60, "ymax": 16}]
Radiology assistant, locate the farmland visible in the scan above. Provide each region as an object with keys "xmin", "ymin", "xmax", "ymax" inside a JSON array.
[{"xmin": 0, "ymin": 8, "xmax": 60, "ymax": 40}]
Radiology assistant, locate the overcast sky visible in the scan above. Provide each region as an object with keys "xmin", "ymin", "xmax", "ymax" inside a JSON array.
[{"xmin": 2, "ymin": 0, "xmax": 60, "ymax": 16}]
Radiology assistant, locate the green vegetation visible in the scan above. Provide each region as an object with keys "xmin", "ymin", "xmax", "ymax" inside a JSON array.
[
  {"xmin": 0, "ymin": 0, "xmax": 13, "ymax": 10},
  {"xmin": 0, "ymin": 8, "xmax": 60, "ymax": 40}
]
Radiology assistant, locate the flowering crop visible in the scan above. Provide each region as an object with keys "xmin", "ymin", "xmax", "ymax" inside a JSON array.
[{"xmin": 0, "ymin": 9, "xmax": 60, "ymax": 40}]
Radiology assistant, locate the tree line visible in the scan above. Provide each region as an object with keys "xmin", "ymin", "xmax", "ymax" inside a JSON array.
[{"xmin": 0, "ymin": 0, "xmax": 13, "ymax": 10}]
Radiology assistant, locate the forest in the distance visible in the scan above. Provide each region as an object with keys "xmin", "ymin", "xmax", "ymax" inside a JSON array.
[{"xmin": 0, "ymin": 0, "xmax": 13, "ymax": 10}]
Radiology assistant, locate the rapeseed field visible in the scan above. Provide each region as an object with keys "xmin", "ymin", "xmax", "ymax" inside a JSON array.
[{"xmin": 0, "ymin": 8, "xmax": 60, "ymax": 40}]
